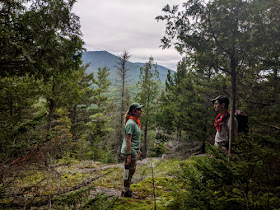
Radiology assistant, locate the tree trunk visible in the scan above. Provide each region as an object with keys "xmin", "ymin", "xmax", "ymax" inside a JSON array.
[
  {"xmin": 47, "ymin": 82, "xmax": 55, "ymax": 132},
  {"xmin": 73, "ymin": 105, "xmax": 77, "ymax": 124},
  {"xmin": 142, "ymin": 103, "xmax": 149, "ymax": 159},
  {"xmin": 47, "ymin": 99, "xmax": 54, "ymax": 132},
  {"xmin": 273, "ymin": 67, "xmax": 278, "ymax": 102},
  {"xmin": 117, "ymin": 59, "xmax": 126, "ymax": 162},
  {"xmin": 117, "ymin": 73, "xmax": 125, "ymax": 161},
  {"xmin": 229, "ymin": 57, "xmax": 237, "ymax": 155},
  {"xmin": 121, "ymin": 79, "xmax": 125, "ymax": 128},
  {"xmin": 9, "ymin": 95, "xmax": 13, "ymax": 116},
  {"xmin": 116, "ymin": 51, "xmax": 131, "ymax": 162},
  {"xmin": 143, "ymin": 120, "xmax": 148, "ymax": 159},
  {"xmin": 176, "ymin": 128, "xmax": 182, "ymax": 142}
]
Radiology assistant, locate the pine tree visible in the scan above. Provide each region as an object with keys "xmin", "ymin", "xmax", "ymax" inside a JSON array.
[
  {"xmin": 0, "ymin": 0, "xmax": 84, "ymax": 162},
  {"xmin": 159, "ymin": 59, "xmax": 205, "ymax": 142},
  {"xmin": 115, "ymin": 50, "xmax": 131, "ymax": 161},
  {"xmin": 69, "ymin": 66, "xmax": 112, "ymax": 161},
  {"xmin": 135, "ymin": 57, "xmax": 160, "ymax": 158},
  {"xmin": 171, "ymin": 135, "xmax": 280, "ymax": 209},
  {"xmin": 0, "ymin": 0, "xmax": 83, "ymax": 77},
  {"xmin": 88, "ymin": 67, "xmax": 112, "ymax": 160},
  {"xmin": 0, "ymin": 75, "xmax": 43, "ymax": 161},
  {"xmin": 156, "ymin": 0, "xmax": 280, "ymax": 154}
]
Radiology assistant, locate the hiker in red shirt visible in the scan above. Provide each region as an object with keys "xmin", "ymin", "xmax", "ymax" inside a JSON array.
[{"xmin": 211, "ymin": 95, "xmax": 238, "ymax": 153}]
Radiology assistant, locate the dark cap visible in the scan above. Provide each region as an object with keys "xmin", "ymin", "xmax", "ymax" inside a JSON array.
[
  {"xmin": 129, "ymin": 103, "xmax": 144, "ymax": 111},
  {"xmin": 211, "ymin": 95, "xmax": 229, "ymax": 106}
]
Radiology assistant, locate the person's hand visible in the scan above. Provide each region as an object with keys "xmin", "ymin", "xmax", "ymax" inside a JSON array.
[
  {"xmin": 126, "ymin": 155, "xmax": 131, "ymax": 165},
  {"xmin": 137, "ymin": 150, "xmax": 141, "ymax": 158}
]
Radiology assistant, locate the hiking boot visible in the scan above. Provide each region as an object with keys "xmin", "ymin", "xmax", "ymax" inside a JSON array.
[{"xmin": 121, "ymin": 189, "xmax": 133, "ymax": 198}]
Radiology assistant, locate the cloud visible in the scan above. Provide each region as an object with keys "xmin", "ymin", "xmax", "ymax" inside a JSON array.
[
  {"xmin": 73, "ymin": 0, "xmax": 185, "ymax": 70},
  {"xmin": 128, "ymin": 48, "xmax": 182, "ymax": 70}
]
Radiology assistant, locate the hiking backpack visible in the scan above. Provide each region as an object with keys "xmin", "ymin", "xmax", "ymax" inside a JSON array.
[
  {"xmin": 235, "ymin": 110, "xmax": 249, "ymax": 134},
  {"xmin": 223, "ymin": 110, "xmax": 249, "ymax": 135}
]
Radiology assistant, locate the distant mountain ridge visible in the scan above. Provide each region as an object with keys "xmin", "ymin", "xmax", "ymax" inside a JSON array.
[{"xmin": 82, "ymin": 51, "xmax": 175, "ymax": 84}]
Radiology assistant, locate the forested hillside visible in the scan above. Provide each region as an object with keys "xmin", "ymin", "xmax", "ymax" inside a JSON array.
[
  {"xmin": 82, "ymin": 51, "xmax": 174, "ymax": 84},
  {"xmin": 1, "ymin": 0, "xmax": 279, "ymax": 209}
]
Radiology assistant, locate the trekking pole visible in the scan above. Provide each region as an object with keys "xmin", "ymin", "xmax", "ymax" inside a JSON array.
[{"xmin": 151, "ymin": 162, "xmax": 156, "ymax": 210}]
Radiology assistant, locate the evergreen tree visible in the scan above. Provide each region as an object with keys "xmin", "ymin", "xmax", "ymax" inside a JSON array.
[
  {"xmin": 0, "ymin": 0, "xmax": 83, "ymax": 77},
  {"xmin": 66, "ymin": 65, "xmax": 97, "ymax": 160},
  {"xmin": 70, "ymin": 67, "xmax": 112, "ymax": 161},
  {"xmin": 171, "ymin": 135, "xmax": 280, "ymax": 209},
  {"xmin": 156, "ymin": 0, "xmax": 280, "ymax": 154},
  {"xmin": 88, "ymin": 67, "xmax": 112, "ymax": 160},
  {"xmin": 67, "ymin": 64, "xmax": 95, "ymax": 125},
  {"xmin": 135, "ymin": 57, "xmax": 160, "ymax": 158},
  {"xmin": 115, "ymin": 50, "xmax": 131, "ymax": 161},
  {"xmin": 0, "ymin": 0, "xmax": 84, "ymax": 162},
  {"xmin": 158, "ymin": 58, "xmax": 205, "ymax": 144},
  {"xmin": 48, "ymin": 108, "xmax": 73, "ymax": 160},
  {"xmin": 0, "ymin": 75, "xmax": 43, "ymax": 161}
]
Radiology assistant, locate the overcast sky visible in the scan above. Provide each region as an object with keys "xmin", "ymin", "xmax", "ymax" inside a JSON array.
[{"xmin": 73, "ymin": 0, "xmax": 185, "ymax": 70}]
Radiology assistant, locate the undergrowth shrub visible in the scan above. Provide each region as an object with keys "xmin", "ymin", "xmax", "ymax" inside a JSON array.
[
  {"xmin": 168, "ymin": 134, "xmax": 280, "ymax": 209},
  {"xmin": 83, "ymin": 194, "xmax": 119, "ymax": 209}
]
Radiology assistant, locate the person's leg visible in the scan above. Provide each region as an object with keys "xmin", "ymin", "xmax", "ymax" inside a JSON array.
[
  {"xmin": 127, "ymin": 156, "xmax": 136, "ymax": 192},
  {"xmin": 214, "ymin": 141, "xmax": 229, "ymax": 153},
  {"xmin": 122, "ymin": 155, "xmax": 137, "ymax": 197},
  {"xmin": 214, "ymin": 141, "xmax": 220, "ymax": 148}
]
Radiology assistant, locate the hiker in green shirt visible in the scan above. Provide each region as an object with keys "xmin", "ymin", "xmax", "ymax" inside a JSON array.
[{"xmin": 121, "ymin": 102, "xmax": 143, "ymax": 197}]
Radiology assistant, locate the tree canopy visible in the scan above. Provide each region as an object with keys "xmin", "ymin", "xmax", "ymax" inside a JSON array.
[
  {"xmin": 156, "ymin": 0, "xmax": 280, "ymax": 153},
  {"xmin": 0, "ymin": 0, "xmax": 83, "ymax": 77}
]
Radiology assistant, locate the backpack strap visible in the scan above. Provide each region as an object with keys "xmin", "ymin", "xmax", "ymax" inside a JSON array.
[
  {"xmin": 222, "ymin": 112, "xmax": 230, "ymax": 124},
  {"xmin": 222, "ymin": 112, "xmax": 230, "ymax": 139}
]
